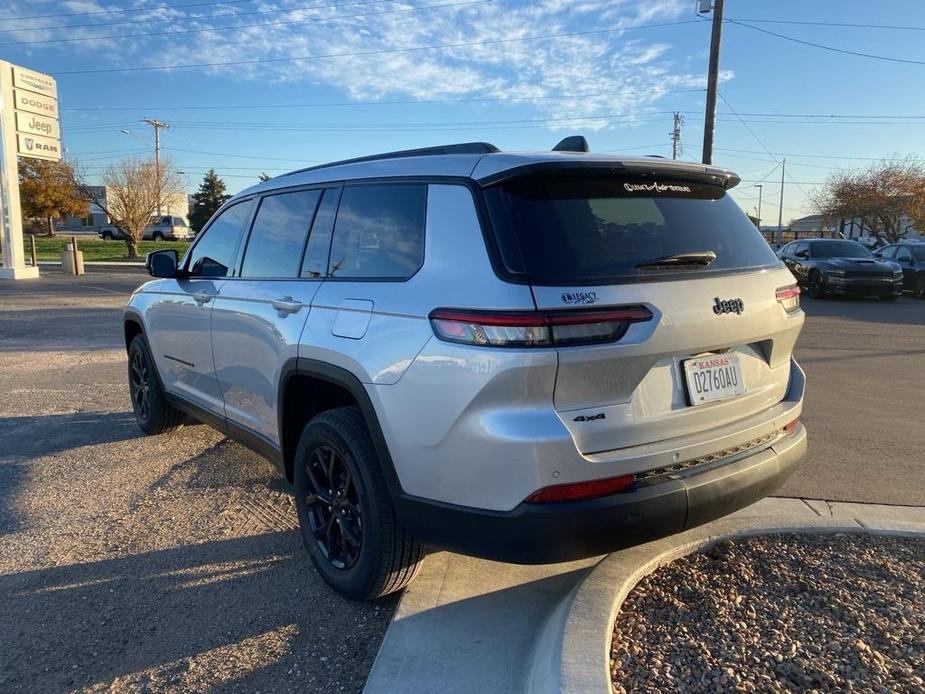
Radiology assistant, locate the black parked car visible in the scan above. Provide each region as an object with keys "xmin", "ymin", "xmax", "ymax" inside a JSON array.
[
  {"xmin": 875, "ymin": 242, "xmax": 925, "ymax": 298},
  {"xmin": 778, "ymin": 238, "xmax": 903, "ymax": 300}
]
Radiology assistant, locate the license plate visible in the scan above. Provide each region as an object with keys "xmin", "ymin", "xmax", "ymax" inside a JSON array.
[{"xmin": 683, "ymin": 353, "xmax": 746, "ymax": 405}]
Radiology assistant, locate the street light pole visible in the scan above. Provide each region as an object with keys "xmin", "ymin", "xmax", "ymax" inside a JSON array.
[
  {"xmin": 700, "ymin": 0, "xmax": 725, "ymax": 165},
  {"xmin": 755, "ymin": 184, "xmax": 763, "ymax": 228},
  {"xmin": 777, "ymin": 158, "xmax": 786, "ymax": 244}
]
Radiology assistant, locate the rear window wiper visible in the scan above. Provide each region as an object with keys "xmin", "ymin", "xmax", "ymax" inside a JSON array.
[{"xmin": 635, "ymin": 251, "xmax": 717, "ymax": 269}]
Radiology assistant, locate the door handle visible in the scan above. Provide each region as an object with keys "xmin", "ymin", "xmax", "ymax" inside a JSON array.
[
  {"xmin": 193, "ymin": 292, "xmax": 214, "ymax": 305},
  {"xmin": 272, "ymin": 297, "xmax": 303, "ymax": 314}
]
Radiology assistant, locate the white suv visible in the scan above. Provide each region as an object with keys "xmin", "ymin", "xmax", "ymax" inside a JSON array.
[{"xmin": 125, "ymin": 139, "xmax": 807, "ymax": 600}]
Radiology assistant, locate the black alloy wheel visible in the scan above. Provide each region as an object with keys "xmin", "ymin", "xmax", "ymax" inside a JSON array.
[
  {"xmin": 303, "ymin": 445, "xmax": 363, "ymax": 570},
  {"xmin": 130, "ymin": 349, "xmax": 150, "ymax": 421},
  {"xmin": 917, "ymin": 276, "xmax": 925, "ymax": 299},
  {"xmin": 808, "ymin": 273, "xmax": 825, "ymax": 299}
]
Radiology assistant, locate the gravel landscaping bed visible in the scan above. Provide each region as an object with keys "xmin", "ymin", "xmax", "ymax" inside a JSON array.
[{"xmin": 611, "ymin": 533, "xmax": 925, "ymax": 693}]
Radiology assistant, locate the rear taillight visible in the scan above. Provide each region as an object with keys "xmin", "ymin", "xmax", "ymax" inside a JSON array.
[
  {"xmin": 428, "ymin": 306, "xmax": 653, "ymax": 348},
  {"xmin": 783, "ymin": 417, "xmax": 801, "ymax": 436},
  {"xmin": 525, "ymin": 474, "xmax": 635, "ymax": 503},
  {"xmin": 776, "ymin": 285, "xmax": 801, "ymax": 313}
]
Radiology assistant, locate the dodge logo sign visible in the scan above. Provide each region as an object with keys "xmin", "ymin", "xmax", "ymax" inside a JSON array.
[{"xmin": 713, "ymin": 297, "xmax": 745, "ymax": 315}]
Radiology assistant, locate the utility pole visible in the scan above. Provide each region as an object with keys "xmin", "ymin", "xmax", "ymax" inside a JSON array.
[
  {"xmin": 142, "ymin": 118, "xmax": 169, "ymax": 215},
  {"xmin": 755, "ymin": 184, "xmax": 763, "ymax": 228},
  {"xmin": 777, "ymin": 158, "xmax": 786, "ymax": 244},
  {"xmin": 670, "ymin": 112, "xmax": 684, "ymax": 159},
  {"xmin": 699, "ymin": 0, "xmax": 725, "ymax": 165}
]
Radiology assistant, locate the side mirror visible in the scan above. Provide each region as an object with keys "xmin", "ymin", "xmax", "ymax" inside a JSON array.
[
  {"xmin": 147, "ymin": 249, "xmax": 179, "ymax": 278},
  {"xmin": 794, "ymin": 249, "xmax": 808, "ymax": 258},
  {"xmin": 873, "ymin": 252, "xmax": 883, "ymax": 258}
]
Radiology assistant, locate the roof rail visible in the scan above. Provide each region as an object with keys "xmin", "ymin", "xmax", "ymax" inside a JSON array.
[{"xmin": 280, "ymin": 142, "xmax": 500, "ymax": 177}]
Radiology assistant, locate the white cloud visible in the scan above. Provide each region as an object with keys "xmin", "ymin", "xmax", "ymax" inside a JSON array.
[{"xmin": 2, "ymin": 0, "xmax": 710, "ymax": 129}]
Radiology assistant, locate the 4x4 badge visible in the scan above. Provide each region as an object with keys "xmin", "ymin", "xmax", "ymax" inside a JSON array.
[
  {"xmin": 574, "ymin": 413, "xmax": 606, "ymax": 422},
  {"xmin": 713, "ymin": 297, "xmax": 745, "ymax": 315}
]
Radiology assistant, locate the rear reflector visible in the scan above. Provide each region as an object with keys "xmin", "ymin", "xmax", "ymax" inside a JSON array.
[
  {"xmin": 776, "ymin": 285, "xmax": 801, "ymax": 313},
  {"xmin": 429, "ymin": 306, "xmax": 652, "ymax": 348},
  {"xmin": 525, "ymin": 474, "xmax": 636, "ymax": 503},
  {"xmin": 783, "ymin": 417, "xmax": 801, "ymax": 436}
]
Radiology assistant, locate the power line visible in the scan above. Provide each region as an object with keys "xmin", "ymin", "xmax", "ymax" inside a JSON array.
[
  {"xmin": 51, "ymin": 19, "xmax": 703, "ymax": 75},
  {"xmin": 714, "ymin": 146, "xmax": 905, "ymax": 162},
  {"xmin": 0, "ymin": 0, "xmax": 400, "ymax": 34},
  {"xmin": 0, "ymin": 0, "xmax": 488, "ymax": 46},
  {"xmin": 0, "ymin": 0, "xmax": 262, "ymax": 21},
  {"xmin": 60, "ymin": 88, "xmax": 706, "ymax": 113},
  {"xmin": 726, "ymin": 18, "xmax": 925, "ymax": 32},
  {"xmin": 727, "ymin": 19, "xmax": 925, "ymax": 66}
]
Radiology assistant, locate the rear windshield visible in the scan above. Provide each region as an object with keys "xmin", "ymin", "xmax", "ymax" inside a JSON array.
[
  {"xmin": 484, "ymin": 171, "xmax": 781, "ymax": 285},
  {"xmin": 913, "ymin": 246, "xmax": 925, "ymax": 261},
  {"xmin": 810, "ymin": 241, "xmax": 871, "ymax": 259}
]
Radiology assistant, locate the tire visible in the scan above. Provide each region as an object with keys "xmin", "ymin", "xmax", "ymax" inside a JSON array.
[
  {"xmin": 880, "ymin": 295, "xmax": 899, "ymax": 302},
  {"xmin": 127, "ymin": 335, "xmax": 185, "ymax": 435},
  {"xmin": 807, "ymin": 272, "xmax": 826, "ymax": 299},
  {"xmin": 916, "ymin": 276, "xmax": 925, "ymax": 299},
  {"xmin": 101, "ymin": 231, "xmax": 113, "ymax": 240},
  {"xmin": 152, "ymin": 232, "xmax": 165, "ymax": 242},
  {"xmin": 293, "ymin": 407, "xmax": 423, "ymax": 601}
]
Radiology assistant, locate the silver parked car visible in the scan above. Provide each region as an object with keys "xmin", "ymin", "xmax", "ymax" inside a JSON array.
[
  {"xmin": 125, "ymin": 139, "xmax": 807, "ymax": 600},
  {"xmin": 100, "ymin": 215, "xmax": 193, "ymax": 241}
]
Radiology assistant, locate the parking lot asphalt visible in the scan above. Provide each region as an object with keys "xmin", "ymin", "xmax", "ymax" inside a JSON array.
[
  {"xmin": 0, "ymin": 268, "xmax": 922, "ymax": 690},
  {"xmin": 779, "ymin": 294, "xmax": 925, "ymax": 506},
  {"xmin": 0, "ymin": 269, "xmax": 395, "ymax": 693}
]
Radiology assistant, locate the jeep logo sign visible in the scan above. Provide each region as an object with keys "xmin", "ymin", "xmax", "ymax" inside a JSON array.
[
  {"xmin": 15, "ymin": 111, "xmax": 60, "ymax": 140},
  {"xmin": 713, "ymin": 297, "xmax": 745, "ymax": 315}
]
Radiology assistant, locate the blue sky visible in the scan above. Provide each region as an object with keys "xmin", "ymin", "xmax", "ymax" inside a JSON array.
[{"xmin": 3, "ymin": 0, "xmax": 925, "ymax": 223}]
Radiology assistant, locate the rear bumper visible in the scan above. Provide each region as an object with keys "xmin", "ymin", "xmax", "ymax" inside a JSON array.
[{"xmin": 395, "ymin": 423, "xmax": 806, "ymax": 564}]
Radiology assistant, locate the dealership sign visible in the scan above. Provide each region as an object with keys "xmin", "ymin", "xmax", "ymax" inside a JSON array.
[
  {"xmin": 15, "ymin": 111, "xmax": 60, "ymax": 139},
  {"xmin": 3, "ymin": 65, "xmax": 61, "ymax": 161},
  {"xmin": 16, "ymin": 132, "xmax": 62, "ymax": 161},
  {"xmin": 12, "ymin": 66, "xmax": 58, "ymax": 100}
]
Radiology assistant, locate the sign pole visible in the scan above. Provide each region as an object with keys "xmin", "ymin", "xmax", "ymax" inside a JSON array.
[{"xmin": 0, "ymin": 61, "xmax": 39, "ymax": 279}]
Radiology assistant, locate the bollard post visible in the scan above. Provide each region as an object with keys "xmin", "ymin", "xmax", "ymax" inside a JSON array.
[
  {"xmin": 71, "ymin": 235, "xmax": 80, "ymax": 276},
  {"xmin": 30, "ymin": 235, "xmax": 37, "ymax": 267}
]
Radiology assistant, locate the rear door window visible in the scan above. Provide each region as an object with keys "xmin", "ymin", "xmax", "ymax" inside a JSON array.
[
  {"xmin": 240, "ymin": 189, "xmax": 321, "ymax": 278},
  {"xmin": 301, "ymin": 187, "xmax": 341, "ymax": 278},
  {"xmin": 327, "ymin": 184, "xmax": 426, "ymax": 279},
  {"xmin": 484, "ymin": 171, "xmax": 781, "ymax": 285}
]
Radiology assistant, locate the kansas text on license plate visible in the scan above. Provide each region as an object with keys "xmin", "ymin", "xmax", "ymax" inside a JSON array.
[{"xmin": 683, "ymin": 353, "xmax": 746, "ymax": 405}]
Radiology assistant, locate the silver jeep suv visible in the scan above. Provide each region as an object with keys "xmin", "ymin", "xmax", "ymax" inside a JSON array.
[{"xmin": 126, "ymin": 139, "xmax": 807, "ymax": 600}]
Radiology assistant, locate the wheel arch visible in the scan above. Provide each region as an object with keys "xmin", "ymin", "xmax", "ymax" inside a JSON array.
[
  {"xmin": 279, "ymin": 358, "xmax": 402, "ymax": 495},
  {"xmin": 123, "ymin": 310, "xmax": 145, "ymax": 352}
]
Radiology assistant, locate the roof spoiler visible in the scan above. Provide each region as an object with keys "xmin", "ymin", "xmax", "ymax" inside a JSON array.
[{"xmin": 552, "ymin": 135, "xmax": 589, "ymax": 153}]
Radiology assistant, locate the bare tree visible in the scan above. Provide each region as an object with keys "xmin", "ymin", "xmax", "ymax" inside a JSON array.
[
  {"xmin": 811, "ymin": 157, "xmax": 925, "ymax": 245},
  {"xmin": 89, "ymin": 156, "xmax": 183, "ymax": 258}
]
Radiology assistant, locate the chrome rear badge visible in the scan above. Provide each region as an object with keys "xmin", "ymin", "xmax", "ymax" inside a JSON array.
[
  {"xmin": 561, "ymin": 290, "xmax": 598, "ymax": 305},
  {"xmin": 574, "ymin": 413, "xmax": 606, "ymax": 422},
  {"xmin": 713, "ymin": 297, "xmax": 745, "ymax": 315}
]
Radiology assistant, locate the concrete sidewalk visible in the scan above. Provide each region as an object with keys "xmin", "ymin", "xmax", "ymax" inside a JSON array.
[{"xmin": 364, "ymin": 497, "xmax": 925, "ymax": 694}]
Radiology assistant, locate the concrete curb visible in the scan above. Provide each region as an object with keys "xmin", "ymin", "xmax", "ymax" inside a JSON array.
[{"xmin": 529, "ymin": 516, "xmax": 925, "ymax": 694}]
